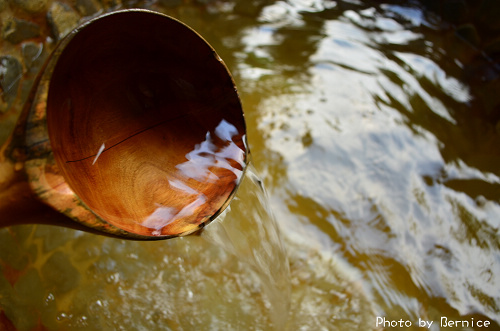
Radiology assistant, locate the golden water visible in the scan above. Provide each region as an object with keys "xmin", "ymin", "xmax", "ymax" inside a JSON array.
[{"xmin": 0, "ymin": 165, "xmax": 375, "ymax": 330}]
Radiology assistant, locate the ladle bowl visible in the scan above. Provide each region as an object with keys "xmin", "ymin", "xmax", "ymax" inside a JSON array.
[{"xmin": 0, "ymin": 9, "xmax": 248, "ymax": 240}]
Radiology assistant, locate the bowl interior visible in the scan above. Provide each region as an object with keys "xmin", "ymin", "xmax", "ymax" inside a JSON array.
[{"xmin": 46, "ymin": 10, "xmax": 247, "ymax": 237}]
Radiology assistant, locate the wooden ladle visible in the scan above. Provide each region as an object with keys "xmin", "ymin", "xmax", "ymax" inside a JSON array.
[{"xmin": 0, "ymin": 9, "xmax": 248, "ymax": 240}]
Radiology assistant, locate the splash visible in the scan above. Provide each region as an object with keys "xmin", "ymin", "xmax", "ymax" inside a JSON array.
[{"xmin": 201, "ymin": 164, "xmax": 291, "ymax": 329}]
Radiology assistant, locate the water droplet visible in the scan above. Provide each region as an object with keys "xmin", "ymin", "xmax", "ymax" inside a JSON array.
[{"xmin": 44, "ymin": 293, "xmax": 55, "ymax": 306}]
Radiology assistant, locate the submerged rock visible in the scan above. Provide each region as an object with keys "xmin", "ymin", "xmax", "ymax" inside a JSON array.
[
  {"xmin": 47, "ymin": 2, "xmax": 80, "ymax": 40},
  {"xmin": 21, "ymin": 42, "xmax": 45, "ymax": 72},
  {"xmin": 98, "ymin": 0, "xmax": 122, "ymax": 9},
  {"xmin": 0, "ymin": 56, "xmax": 23, "ymax": 113},
  {"xmin": 75, "ymin": 0, "xmax": 102, "ymax": 17},
  {"xmin": 9, "ymin": 0, "xmax": 48, "ymax": 13},
  {"xmin": 41, "ymin": 251, "xmax": 81, "ymax": 295},
  {"xmin": 2, "ymin": 17, "xmax": 41, "ymax": 44}
]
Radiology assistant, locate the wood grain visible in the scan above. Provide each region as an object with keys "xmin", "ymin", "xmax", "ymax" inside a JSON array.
[{"xmin": 1, "ymin": 10, "xmax": 248, "ymax": 239}]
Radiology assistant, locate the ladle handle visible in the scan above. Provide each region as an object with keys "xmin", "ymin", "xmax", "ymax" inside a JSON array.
[
  {"xmin": 0, "ymin": 136, "xmax": 61, "ymax": 227},
  {"xmin": 0, "ymin": 137, "xmax": 118, "ymax": 236}
]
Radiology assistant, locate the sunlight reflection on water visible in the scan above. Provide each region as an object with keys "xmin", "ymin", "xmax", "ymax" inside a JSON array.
[{"xmin": 236, "ymin": 0, "xmax": 500, "ymax": 326}]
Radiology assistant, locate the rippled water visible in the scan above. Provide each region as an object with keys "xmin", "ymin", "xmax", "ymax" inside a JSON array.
[
  {"xmin": 229, "ymin": 0, "xmax": 500, "ymax": 328},
  {"xmin": 1, "ymin": 0, "xmax": 500, "ymax": 330}
]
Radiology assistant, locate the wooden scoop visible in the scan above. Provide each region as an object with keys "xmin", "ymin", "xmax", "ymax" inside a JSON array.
[{"xmin": 0, "ymin": 9, "xmax": 248, "ymax": 240}]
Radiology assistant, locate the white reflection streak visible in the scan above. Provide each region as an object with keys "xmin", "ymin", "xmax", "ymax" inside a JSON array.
[
  {"xmin": 143, "ymin": 179, "xmax": 208, "ymax": 234},
  {"xmin": 173, "ymin": 194, "xmax": 207, "ymax": 219},
  {"xmin": 143, "ymin": 120, "xmax": 244, "ymax": 234},
  {"xmin": 177, "ymin": 120, "xmax": 244, "ymax": 182},
  {"xmin": 144, "ymin": 194, "xmax": 208, "ymax": 235},
  {"xmin": 143, "ymin": 205, "xmax": 176, "ymax": 232},
  {"xmin": 166, "ymin": 179, "xmax": 208, "ymax": 222},
  {"xmin": 177, "ymin": 132, "xmax": 219, "ymax": 182},
  {"xmin": 215, "ymin": 119, "xmax": 238, "ymax": 141},
  {"xmin": 169, "ymin": 179, "xmax": 200, "ymax": 196},
  {"xmin": 92, "ymin": 143, "xmax": 106, "ymax": 165}
]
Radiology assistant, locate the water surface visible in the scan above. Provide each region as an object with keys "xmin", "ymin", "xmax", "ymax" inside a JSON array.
[{"xmin": 230, "ymin": 0, "xmax": 500, "ymax": 327}]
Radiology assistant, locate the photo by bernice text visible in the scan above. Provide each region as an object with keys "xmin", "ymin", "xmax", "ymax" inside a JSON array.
[{"xmin": 376, "ymin": 316, "xmax": 492, "ymax": 328}]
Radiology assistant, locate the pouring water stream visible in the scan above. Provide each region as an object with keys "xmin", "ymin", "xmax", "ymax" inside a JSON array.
[{"xmin": 201, "ymin": 164, "xmax": 291, "ymax": 329}]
